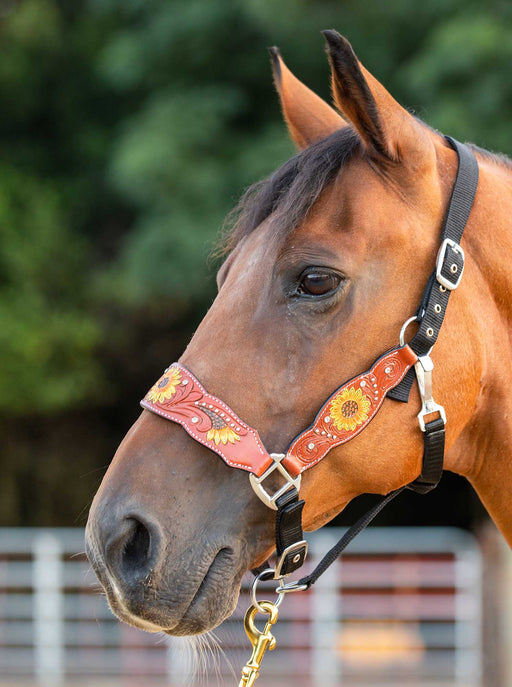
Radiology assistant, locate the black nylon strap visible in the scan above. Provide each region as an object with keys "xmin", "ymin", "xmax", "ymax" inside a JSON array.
[
  {"xmin": 388, "ymin": 136, "xmax": 479, "ymax": 402},
  {"xmin": 407, "ymin": 417, "xmax": 446, "ymax": 494},
  {"xmin": 274, "ymin": 488, "xmax": 307, "ymax": 575}
]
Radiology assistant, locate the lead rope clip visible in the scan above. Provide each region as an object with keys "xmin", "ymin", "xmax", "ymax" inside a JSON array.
[{"xmin": 238, "ymin": 600, "xmax": 279, "ymax": 687}]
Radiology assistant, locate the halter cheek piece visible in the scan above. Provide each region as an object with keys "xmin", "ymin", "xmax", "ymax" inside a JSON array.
[{"xmin": 141, "ymin": 137, "xmax": 479, "ymax": 590}]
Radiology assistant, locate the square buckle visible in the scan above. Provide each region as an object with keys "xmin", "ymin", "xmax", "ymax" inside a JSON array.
[
  {"xmin": 436, "ymin": 238, "xmax": 464, "ymax": 291},
  {"xmin": 249, "ymin": 454, "xmax": 302, "ymax": 510}
]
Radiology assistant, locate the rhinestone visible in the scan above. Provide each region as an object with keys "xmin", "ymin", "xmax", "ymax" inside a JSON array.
[
  {"xmin": 321, "ymin": 431, "xmax": 326, "ymax": 435},
  {"xmin": 360, "ymin": 381, "xmax": 366, "ymax": 387},
  {"xmin": 230, "ymin": 423, "xmax": 235, "ymax": 427},
  {"xmin": 327, "ymin": 433, "xmax": 331, "ymax": 438},
  {"xmin": 182, "ymin": 379, "xmax": 189, "ymax": 385},
  {"xmin": 332, "ymin": 435, "xmax": 337, "ymax": 440},
  {"xmin": 315, "ymin": 429, "xmax": 320, "ymax": 434},
  {"xmin": 220, "ymin": 412, "xmax": 224, "ymax": 417},
  {"xmin": 194, "ymin": 401, "xmax": 199, "ymax": 405},
  {"xmin": 384, "ymin": 367, "xmax": 391, "ymax": 374},
  {"xmin": 208, "ymin": 404, "xmax": 213, "ymax": 409},
  {"xmin": 325, "ymin": 416, "xmax": 331, "ymax": 423},
  {"xmin": 307, "ymin": 442, "xmax": 315, "ymax": 450},
  {"xmin": 201, "ymin": 402, "xmax": 206, "ymax": 406},
  {"xmin": 191, "ymin": 417, "xmax": 199, "ymax": 424},
  {"xmin": 236, "ymin": 427, "xmax": 241, "ymax": 431},
  {"xmin": 373, "ymin": 383, "xmax": 377, "ymax": 388}
]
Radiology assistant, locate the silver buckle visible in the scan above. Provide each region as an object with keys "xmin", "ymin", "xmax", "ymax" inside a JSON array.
[
  {"xmin": 274, "ymin": 540, "xmax": 308, "ymax": 579},
  {"xmin": 415, "ymin": 355, "xmax": 447, "ymax": 431},
  {"xmin": 249, "ymin": 453, "xmax": 302, "ymax": 510},
  {"xmin": 436, "ymin": 238, "xmax": 464, "ymax": 291}
]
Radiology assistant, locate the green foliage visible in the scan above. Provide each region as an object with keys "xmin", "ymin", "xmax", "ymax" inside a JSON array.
[
  {"xmin": 0, "ymin": 165, "xmax": 100, "ymax": 413},
  {"xmin": 1, "ymin": 0, "xmax": 511, "ymax": 522}
]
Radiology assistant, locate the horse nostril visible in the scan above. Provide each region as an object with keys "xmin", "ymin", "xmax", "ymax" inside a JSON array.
[
  {"xmin": 102, "ymin": 515, "xmax": 159, "ymax": 588},
  {"xmin": 122, "ymin": 519, "xmax": 151, "ymax": 573}
]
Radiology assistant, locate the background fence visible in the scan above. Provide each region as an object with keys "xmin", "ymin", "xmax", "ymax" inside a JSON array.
[{"xmin": 0, "ymin": 527, "xmax": 482, "ymax": 686}]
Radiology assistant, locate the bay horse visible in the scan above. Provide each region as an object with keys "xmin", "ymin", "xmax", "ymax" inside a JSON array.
[{"xmin": 86, "ymin": 31, "xmax": 512, "ymax": 638}]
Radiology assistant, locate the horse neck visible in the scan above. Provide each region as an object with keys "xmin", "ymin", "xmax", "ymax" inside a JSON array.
[{"xmin": 450, "ymin": 153, "xmax": 512, "ymax": 544}]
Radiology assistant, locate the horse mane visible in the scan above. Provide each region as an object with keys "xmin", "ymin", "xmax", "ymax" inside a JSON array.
[
  {"xmin": 218, "ymin": 127, "xmax": 512, "ymax": 258},
  {"xmin": 219, "ymin": 126, "xmax": 362, "ymax": 255},
  {"xmin": 466, "ymin": 143, "xmax": 512, "ymax": 169}
]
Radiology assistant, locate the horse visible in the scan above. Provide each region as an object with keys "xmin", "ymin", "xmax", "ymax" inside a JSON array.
[{"xmin": 86, "ymin": 30, "xmax": 512, "ymax": 639}]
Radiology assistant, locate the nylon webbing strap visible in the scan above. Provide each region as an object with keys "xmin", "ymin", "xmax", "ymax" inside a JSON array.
[
  {"xmin": 407, "ymin": 416, "xmax": 445, "ymax": 493},
  {"xmin": 388, "ymin": 137, "xmax": 479, "ymax": 403}
]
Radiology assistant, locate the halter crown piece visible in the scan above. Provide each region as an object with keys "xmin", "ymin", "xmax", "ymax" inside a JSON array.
[{"xmin": 141, "ymin": 137, "xmax": 479, "ymax": 592}]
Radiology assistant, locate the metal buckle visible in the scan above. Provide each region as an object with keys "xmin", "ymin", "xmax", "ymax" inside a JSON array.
[
  {"xmin": 415, "ymin": 355, "xmax": 447, "ymax": 432},
  {"xmin": 249, "ymin": 454, "xmax": 302, "ymax": 510},
  {"xmin": 273, "ymin": 540, "xmax": 308, "ymax": 579},
  {"xmin": 436, "ymin": 238, "xmax": 464, "ymax": 291}
]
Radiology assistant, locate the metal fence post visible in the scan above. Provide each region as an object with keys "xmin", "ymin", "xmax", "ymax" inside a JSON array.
[
  {"xmin": 455, "ymin": 547, "xmax": 483, "ymax": 686},
  {"xmin": 311, "ymin": 530, "xmax": 342, "ymax": 687},
  {"xmin": 33, "ymin": 532, "xmax": 64, "ymax": 686}
]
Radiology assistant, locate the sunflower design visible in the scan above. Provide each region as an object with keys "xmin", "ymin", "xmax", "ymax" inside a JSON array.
[
  {"xmin": 146, "ymin": 367, "xmax": 181, "ymax": 403},
  {"xmin": 207, "ymin": 426, "xmax": 240, "ymax": 446},
  {"xmin": 329, "ymin": 386, "xmax": 371, "ymax": 432},
  {"xmin": 203, "ymin": 407, "xmax": 240, "ymax": 445}
]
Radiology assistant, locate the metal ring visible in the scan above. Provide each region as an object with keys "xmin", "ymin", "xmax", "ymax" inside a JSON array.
[
  {"xmin": 399, "ymin": 315, "xmax": 419, "ymax": 346},
  {"xmin": 250, "ymin": 568, "xmax": 284, "ymax": 613},
  {"xmin": 275, "ymin": 579, "xmax": 309, "ymax": 594}
]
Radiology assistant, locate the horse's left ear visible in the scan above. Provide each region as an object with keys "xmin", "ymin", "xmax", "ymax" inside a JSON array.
[{"xmin": 323, "ymin": 30, "xmax": 431, "ymax": 164}]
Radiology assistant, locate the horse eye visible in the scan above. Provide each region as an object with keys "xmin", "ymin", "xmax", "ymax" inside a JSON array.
[{"xmin": 297, "ymin": 270, "xmax": 341, "ymax": 297}]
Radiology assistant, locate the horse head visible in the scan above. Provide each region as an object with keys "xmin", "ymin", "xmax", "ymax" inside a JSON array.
[{"xmin": 86, "ymin": 32, "xmax": 505, "ymax": 636}]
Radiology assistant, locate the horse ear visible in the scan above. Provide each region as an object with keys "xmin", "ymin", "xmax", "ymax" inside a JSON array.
[
  {"xmin": 269, "ymin": 47, "xmax": 346, "ymax": 151},
  {"xmin": 323, "ymin": 30, "xmax": 429, "ymax": 163}
]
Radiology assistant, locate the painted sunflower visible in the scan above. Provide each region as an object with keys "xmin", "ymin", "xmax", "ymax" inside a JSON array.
[
  {"xmin": 207, "ymin": 426, "xmax": 240, "ymax": 446},
  {"xmin": 330, "ymin": 386, "xmax": 371, "ymax": 432},
  {"xmin": 146, "ymin": 367, "xmax": 181, "ymax": 403}
]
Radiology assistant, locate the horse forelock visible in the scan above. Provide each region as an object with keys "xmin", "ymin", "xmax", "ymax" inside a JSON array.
[{"xmin": 218, "ymin": 126, "xmax": 362, "ymax": 256}]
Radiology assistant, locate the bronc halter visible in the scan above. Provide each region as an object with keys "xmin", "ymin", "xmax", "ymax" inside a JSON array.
[{"xmin": 141, "ymin": 137, "xmax": 478, "ymax": 682}]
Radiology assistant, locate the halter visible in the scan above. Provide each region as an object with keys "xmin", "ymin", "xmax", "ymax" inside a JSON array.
[{"xmin": 140, "ymin": 136, "xmax": 479, "ymax": 592}]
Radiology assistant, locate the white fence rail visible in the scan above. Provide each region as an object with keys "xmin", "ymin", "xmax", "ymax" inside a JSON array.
[{"xmin": 0, "ymin": 527, "xmax": 482, "ymax": 686}]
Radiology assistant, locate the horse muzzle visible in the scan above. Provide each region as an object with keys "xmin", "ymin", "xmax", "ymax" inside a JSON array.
[{"xmin": 85, "ymin": 492, "xmax": 250, "ymax": 635}]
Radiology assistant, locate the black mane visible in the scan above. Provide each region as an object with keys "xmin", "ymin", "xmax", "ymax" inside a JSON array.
[{"xmin": 222, "ymin": 126, "xmax": 362, "ymax": 254}]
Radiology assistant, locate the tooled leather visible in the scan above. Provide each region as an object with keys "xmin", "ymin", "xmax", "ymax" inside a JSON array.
[
  {"xmin": 141, "ymin": 346, "xmax": 417, "ymax": 479},
  {"xmin": 282, "ymin": 345, "xmax": 418, "ymax": 477},
  {"xmin": 141, "ymin": 363, "xmax": 274, "ymax": 476}
]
